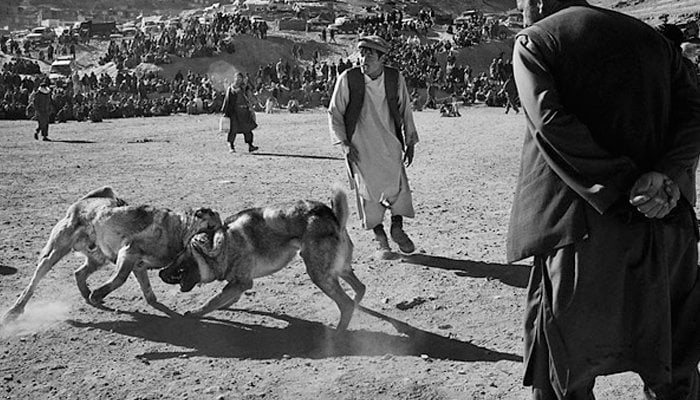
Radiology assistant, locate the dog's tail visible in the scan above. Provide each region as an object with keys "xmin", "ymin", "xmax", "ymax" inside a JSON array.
[
  {"xmin": 331, "ymin": 185, "xmax": 349, "ymax": 230},
  {"xmin": 80, "ymin": 186, "xmax": 127, "ymax": 206}
]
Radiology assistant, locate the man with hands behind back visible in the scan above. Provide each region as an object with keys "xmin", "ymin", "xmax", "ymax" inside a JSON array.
[{"xmin": 506, "ymin": 0, "xmax": 700, "ymax": 398}]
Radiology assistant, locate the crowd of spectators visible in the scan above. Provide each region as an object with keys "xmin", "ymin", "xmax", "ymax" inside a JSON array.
[
  {"xmin": 353, "ymin": 9, "xmax": 434, "ymax": 38},
  {"xmin": 0, "ymin": 66, "xmax": 226, "ymax": 122},
  {"xmin": 2, "ymin": 57, "xmax": 41, "ymax": 75},
  {"xmin": 0, "ymin": 48, "xmax": 515, "ymax": 123},
  {"xmin": 356, "ymin": 21, "xmax": 516, "ymax": 111},
  {"xmin": 448, "ymin": 15, "xmax": 488, "ymax": 47},
  {"xmin": 98, "ymin": 12, "xmax": 268, "ymax": 69},
  {"xmin": 2, "ymin": 34, "xmax": 77, "ymax": 62},
  {"xmin": 0, "ymin": 5, "xmax": 525, "ymax": 122}
]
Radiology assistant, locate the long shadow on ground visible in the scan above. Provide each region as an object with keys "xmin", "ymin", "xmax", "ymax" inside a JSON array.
[
  {"xmin": 401, "ymin": 254, "xmax": 531, "ymax": 288},
  {"xmin": 67, "ymin": 307, "xmax": 522, "ymax": 363},
  {"xmin": 47, "ymin": 139, "xmax": 97, "ymax": 144},
  {"xmin": 251, "ymin": 152, "xmax": 343, "ymax": 161}
]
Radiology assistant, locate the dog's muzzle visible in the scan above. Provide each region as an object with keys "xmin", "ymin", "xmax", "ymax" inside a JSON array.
[
  {"xmin": 159, "ymin": 252, "xmax": 201, "ymax": 293},
  {"xmin": 159, "ymin": 264, "xmax": 182, "ymax": 285}
]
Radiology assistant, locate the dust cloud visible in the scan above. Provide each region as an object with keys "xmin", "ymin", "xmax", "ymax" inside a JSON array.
[{"xmin": 0, "ymin": 301, "xmax": 71, "ymax": 338}]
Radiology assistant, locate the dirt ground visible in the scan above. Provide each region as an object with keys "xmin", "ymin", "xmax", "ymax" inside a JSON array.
[{"xmin": 0, "ymin": 107, "xmax": 654, "ymax": 399}]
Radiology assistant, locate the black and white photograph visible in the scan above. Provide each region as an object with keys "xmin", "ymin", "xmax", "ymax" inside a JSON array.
[{"xmin": 1, "ymin": 0, "xmax": 700, "ymax": 398}]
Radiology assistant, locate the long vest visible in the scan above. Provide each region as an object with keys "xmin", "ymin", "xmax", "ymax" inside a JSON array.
[{"xmin": 221, "ymin": 86, "xmax": 254, "ymax": 134}]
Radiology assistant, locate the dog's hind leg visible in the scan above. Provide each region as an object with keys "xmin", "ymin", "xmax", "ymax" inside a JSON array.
[
  {"xmin": 74, "ymin": 253, "xmax": 110, "ymax": 301},
  {"xmin": 340, "ymin": 270, "xmax": 366, "ymax": 306},
  {"xmin": 185, "ymin": 279, "xmax": 253, "ymax": 319},
  {"xmin": 2, "ymin": 218, "xmax": 75, "ymax": 323},
  {"xmin": 88, "ymin": 245, "xmax": 138, "ymax": 305},
  {"xmin": 337, "ymin": 231, "xmax": 365, "ymax": 306},
  {"xmin": 72, "ymin": 232, "xmax": 110, "ymax": 301},
  {"xmin": 301, "ymin": 244, "xmax": 356, "ymax": 332}
]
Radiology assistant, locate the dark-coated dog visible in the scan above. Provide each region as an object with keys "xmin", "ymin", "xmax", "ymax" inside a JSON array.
[{"xmin": 159, "ymin": 188, "xmax": 366, "ymax": 331}]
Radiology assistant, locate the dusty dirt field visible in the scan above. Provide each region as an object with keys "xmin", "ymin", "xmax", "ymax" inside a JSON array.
[{"xmin": 0, "ymin": 107, "xmax": 654, "ymax": 399}]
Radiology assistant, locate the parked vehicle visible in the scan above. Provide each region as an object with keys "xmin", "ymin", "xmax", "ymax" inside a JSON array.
[
  {"xmin": 24, "ymin": 26, "xmax": 56, "ymax": 47},
  {"xmin": 31, "ymin": 26, "xmax": 56, "ymax": 40},
  {"xmin": 306, "ymin": 15, "xmax": 332, "ymax": 31},
  {"xmin": 49, "ymin": 56, "xmax": 73, "ymax": 82},
  {"xmin": 72, "ymin": 20, "xmax": 118, "ymax": 39},
  {"xmin": 328, "ymin": 17, "xmax": 358, "ymax": 34},
  {"xmin": 118, "ymin": 23, "xmax": 139, "ymax": 38},
  {"xmin": 460, "ymin": 10, "xmax": 483, "ymax": 19},
  {"xmin": 505, "ymin": 14, "xmax": 523, "ymax": 30},
  {"xmin": 432, "ymin": 11, "xmax": 454, "ymax": 25},
  {"xmin": 10, "ymin": 29, "xmax": 29, "ymax": 40},
  {"xmin": 24, "ymin": 33, "xmax": 48, "ymax": 47}
]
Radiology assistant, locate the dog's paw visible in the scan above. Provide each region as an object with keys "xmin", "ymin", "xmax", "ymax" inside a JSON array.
[
  {"xmin": 1, "ymin": 308, "xmax": 22, "ymax": 325},
  {"xmin": 88, "ymin": 290, "xmax": 106, "ymax": 306}
]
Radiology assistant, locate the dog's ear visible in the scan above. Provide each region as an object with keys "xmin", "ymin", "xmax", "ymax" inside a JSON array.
[{"xmin": 179, "ymin": 252, "xmax": 201, "ymax": 293}]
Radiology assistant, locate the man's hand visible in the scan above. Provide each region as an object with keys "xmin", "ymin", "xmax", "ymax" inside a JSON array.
[
  {"xmin": 629, "ymin": 172, "xmax": 679, "ymax": 219},
  {"xmin": 403, "ymin": 144, "xmax": 415, "ymax": 167},
  {"xmin": 341, "ymin": 141, "xmax": 359, "ymax": 164}
]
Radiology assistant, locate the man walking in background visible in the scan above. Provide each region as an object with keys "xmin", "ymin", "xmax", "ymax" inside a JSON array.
[
  {"xmin": 32, "ymin": 78, "xmax": 52, "ymax": 141},
  {"xmin": 507, "ymin": 0, "xmax": 700, "ymax": 398},
  {"xmin": 328, "ymin": 35, "xmax": 419, "ymax": 259}
]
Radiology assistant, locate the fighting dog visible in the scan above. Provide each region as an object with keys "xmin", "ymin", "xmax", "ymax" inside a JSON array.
[
  {"xmin": 159, "ymin": 188, "xmax": 366, "ymax": 331},
  {"xmin": 1, "ymin": 187, "xmax": 220, "ymax": 324}
]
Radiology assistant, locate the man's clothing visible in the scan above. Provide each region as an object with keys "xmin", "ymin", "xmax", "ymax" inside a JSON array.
[
  {"xmin": 328, "ymin": 67, "xmax": 419, "ymax": 229},
  {"xmin": 508, "ymin": 6, "xmax": 700, "ymax": 262},
  {"xmin": 33, "ymin": 88, "xmax": 51, "ymax": 138},
  {"xmin": 507, "ymin": 4, "xmax": 700, "ymax": 397},
  {"xmin": 683, "ymin": 57, "xmax": 699, "ymax": 88},
  {"xmin": 222, "ymin": 86, "xmax": 256, "ymax": 145},
  {"xmin": 527, "ymin": 205, "xmax": 700, "ymax": 398}
]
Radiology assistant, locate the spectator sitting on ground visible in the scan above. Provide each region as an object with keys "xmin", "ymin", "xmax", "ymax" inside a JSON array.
[
  {"xmin": 287, "ymin": 98, "xmax": 300, "ymax": 113},
  {"xmin": 439, "ymin": 98, "xmax": 460, "ymax": 117},
  {"xmin": 265, "ymin": 95, "xmax": 279, "ymax": 113}
]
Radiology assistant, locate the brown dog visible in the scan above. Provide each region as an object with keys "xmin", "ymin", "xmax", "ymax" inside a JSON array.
[
  {"xmin": 2, "ymin": 187, "xmax": 220, "ymax": 324},
  {"xmin": 159, "ymin": 188, "xmax": 366, "ymax": 331}
]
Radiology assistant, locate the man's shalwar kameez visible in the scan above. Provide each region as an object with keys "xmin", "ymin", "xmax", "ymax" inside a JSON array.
[{"xmin": 328, "ymin": 68, "xmax": 419, "ymax": 229}]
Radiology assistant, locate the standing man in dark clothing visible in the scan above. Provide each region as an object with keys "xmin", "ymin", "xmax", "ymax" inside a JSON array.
[
  {"xmin": 222, "ymin": 72, "xmax": 259, "ymax": 153},
  {"xmin": 499, "ymin": 69, "xmax": 519, "ymax": 114},
  {"xmin": 507, "ymin": 0, "xmax": 700, "ymax": 398},
  {"xmin": 32, "ymin": 78, "xmax": 52, "ymax": 141}
]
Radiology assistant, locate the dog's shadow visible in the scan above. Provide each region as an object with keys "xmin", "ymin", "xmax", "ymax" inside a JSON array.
[
  {"xmin": 401, "ymin": 254, "xmax": 531, "ymax": 288},
  {"xmin": 67, "ymin": 308, "xmax": 522, "ymax": 363}
]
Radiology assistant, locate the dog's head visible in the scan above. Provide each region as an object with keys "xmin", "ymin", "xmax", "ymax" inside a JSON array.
[
  {"xmin": 159, "ymin": 250, "xmax": 201, "ymax": 293},
  {"xmin": 183, "ymin": 207, "xmax": 222, "ymax": 244}
]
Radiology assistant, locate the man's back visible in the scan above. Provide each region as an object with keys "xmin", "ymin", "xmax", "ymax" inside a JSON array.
[
  {"xmin": 524, "ymin": 6, "xmax": 676, "ymax": 170},
  {"xmin": 508, "ymin": 5, "xmax": 700, "ymax": 261}
]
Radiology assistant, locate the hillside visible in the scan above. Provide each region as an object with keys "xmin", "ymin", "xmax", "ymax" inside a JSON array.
[
  {"xmin": 14, "ymin": 0, "xmax": 700, "ymax": 24},
  {"xmin": 5, "ymin": 0, "xmax": 697, "ymax": 93},
  {"xmin": 591, "ymin": 0, "xmax": 700, "ymax": 22}
]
